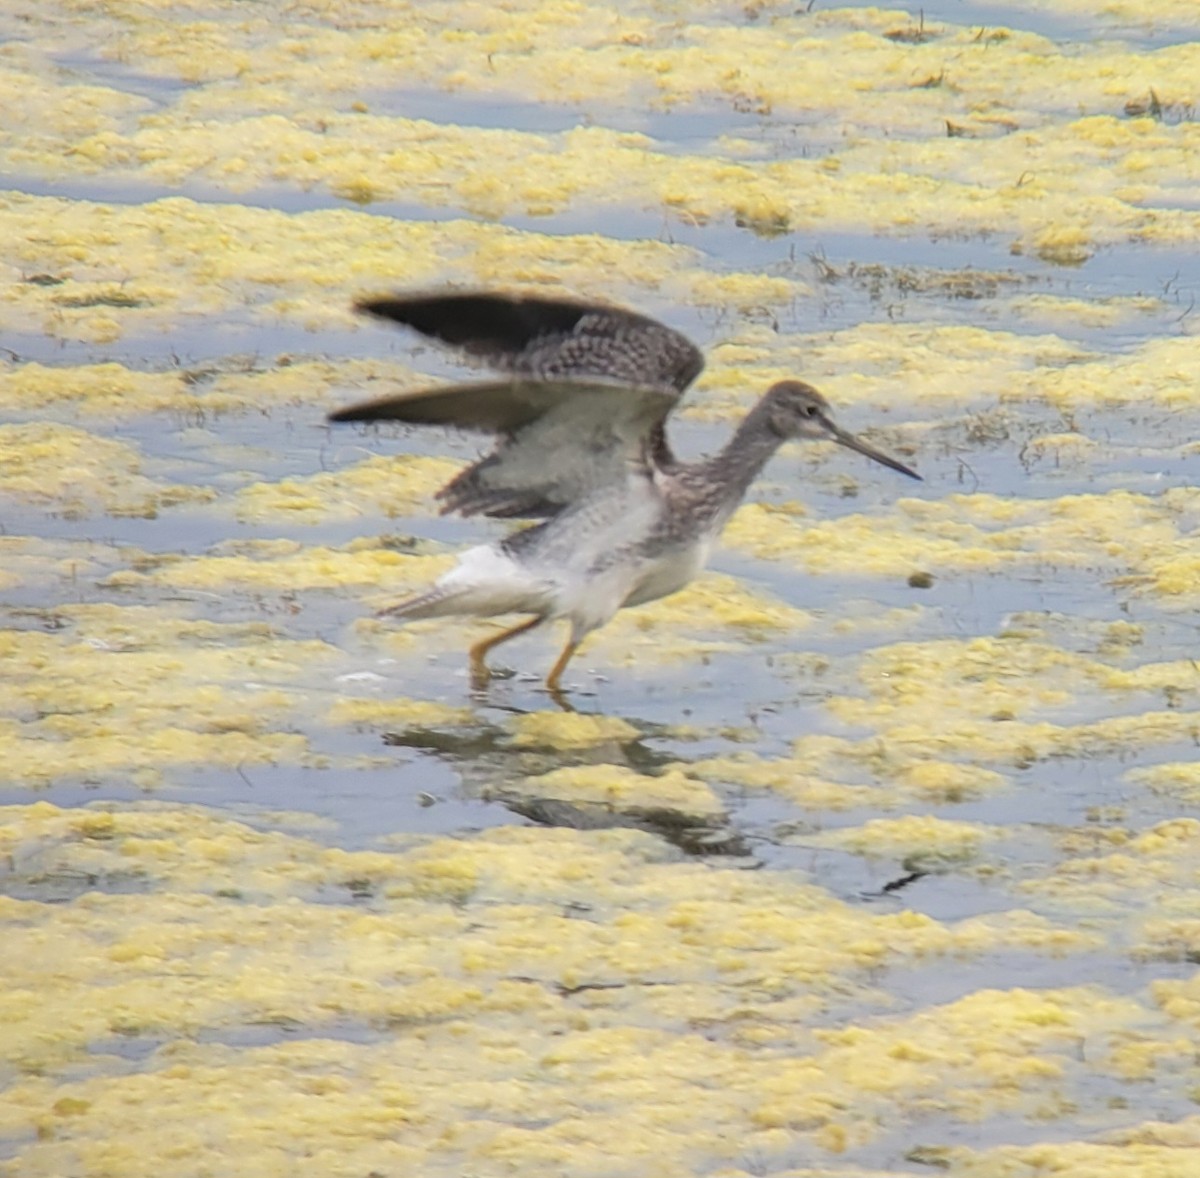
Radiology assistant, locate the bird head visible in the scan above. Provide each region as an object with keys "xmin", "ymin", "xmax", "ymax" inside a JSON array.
[{"xmin": 765, "ymin": 380, "xmax": 920, "ymax": 480}]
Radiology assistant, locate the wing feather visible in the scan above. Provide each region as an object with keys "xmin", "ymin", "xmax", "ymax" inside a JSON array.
[
  {"xmin": 329, "ymin": 379, "xmax": 677, "ymax": 519},
  {"xmin": 355, "ymin": 291, "xmax": 703, "ymax": 398}
]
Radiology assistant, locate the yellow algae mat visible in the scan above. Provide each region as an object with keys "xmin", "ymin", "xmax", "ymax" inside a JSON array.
[{"xmin": 3, "ymin": 1, "xmax": 1200, "ymax": 1176}]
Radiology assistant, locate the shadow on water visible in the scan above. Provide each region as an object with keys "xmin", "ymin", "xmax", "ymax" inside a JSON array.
[{"xmin": 378, "ymin": 709, "xmax": 753, "ymax": 856}]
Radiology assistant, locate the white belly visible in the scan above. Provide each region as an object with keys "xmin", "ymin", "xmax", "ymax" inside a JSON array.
[
  {"xmin": 620, "ymin": 538, "xmax": 710, "ymax": 609},
  {"xmin": 423, "ymin": 468, "xmax": 718, "ymax": 641}
]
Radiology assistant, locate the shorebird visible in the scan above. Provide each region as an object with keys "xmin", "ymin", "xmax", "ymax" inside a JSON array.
[{"xmin": 329, "ymin": 290, "xmax": 919, "ymax": 698}]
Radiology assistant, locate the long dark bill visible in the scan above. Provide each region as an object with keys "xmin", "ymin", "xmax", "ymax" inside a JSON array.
[{"xmin": 824, "ymin": 419, "xmax": 921, "ymax": 481}]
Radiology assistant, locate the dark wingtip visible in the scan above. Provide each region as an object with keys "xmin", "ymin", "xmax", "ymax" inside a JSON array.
[
  {"xmin": 351, "ymin": 291, "xmax": 596, "ymax": 354},
  {"xmin": 353, "ymin": 295, "xmax": 414, "ymax": 324},
  {"xmin": 327, "ymin": 388, "xmax": 413, "ymax": 423}
]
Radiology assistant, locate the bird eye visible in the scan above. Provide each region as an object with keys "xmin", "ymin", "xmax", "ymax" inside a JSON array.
[{"xmin": 802, "ymin": 402, "xmax": 818, "ymax": 417}]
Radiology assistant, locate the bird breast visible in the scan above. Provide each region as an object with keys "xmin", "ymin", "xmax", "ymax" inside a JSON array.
[{"xmin": 618, "ymin": 536, "xmax": 711, "ymax": 610}]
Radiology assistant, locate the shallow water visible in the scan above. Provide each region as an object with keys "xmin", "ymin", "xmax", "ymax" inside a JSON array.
[{"xmin": 3, "ymin": 2, "xmax": 1200, "ymax": 1176}]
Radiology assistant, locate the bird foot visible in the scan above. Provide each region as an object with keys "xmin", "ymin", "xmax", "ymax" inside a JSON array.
[
  {"xmin": 543, "ymin": 683, "xmax": 576, "ymax": 713},
  {"xmin": 469, "ymin": 661, "xmax": 516, "ymax": 694}
]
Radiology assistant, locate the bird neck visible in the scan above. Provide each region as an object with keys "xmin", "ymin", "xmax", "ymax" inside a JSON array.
[
  {"xmin": 690, "ymin": 400, "xmax": 787, "ymax": 523},
  {"xmin": 717, "ymin": 399, "xmax": 788, "ymax": 489}
]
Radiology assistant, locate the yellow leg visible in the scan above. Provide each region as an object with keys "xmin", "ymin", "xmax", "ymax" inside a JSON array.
[
  {"xmin": 468, "ymin": 616, "xmax": 544, "ymax": 688},
  {"xmin": 544, "ymin": 638, "xmax": 580, "ymax": 696}
]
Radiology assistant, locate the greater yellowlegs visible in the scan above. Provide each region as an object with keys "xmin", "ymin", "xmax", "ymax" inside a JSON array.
[{"xmin": 330, "ymin": 291, "xmax": 919, "ymax": 697}]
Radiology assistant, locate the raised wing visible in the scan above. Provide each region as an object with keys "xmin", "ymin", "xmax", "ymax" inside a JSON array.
[
  {"xmin": 329, "ymin": 378, "xmax": 677, "ymax": 519},
  {"xmin": 355, "ymin": 291, "xmax": 704, "ymax": 395}
]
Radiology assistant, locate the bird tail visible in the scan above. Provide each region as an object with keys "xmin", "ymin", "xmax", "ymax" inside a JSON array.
[
  {"xmin": 377, "ymin": 587, "xmax": 460, "ymax": 620},
  {"xmin": 376, "ymin": 544, "xmax": 555, "ymax": 621},
  {"xmin": 377, "ymin": 584, "xmax": 542, "ymax": 621}
]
